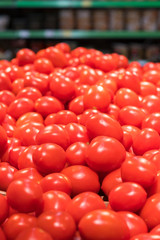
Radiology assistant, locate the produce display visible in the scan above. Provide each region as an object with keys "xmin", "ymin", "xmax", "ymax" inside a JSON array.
[{"xmin": 1, "ymin": 43, "xmax": 160, "ymax": 239}]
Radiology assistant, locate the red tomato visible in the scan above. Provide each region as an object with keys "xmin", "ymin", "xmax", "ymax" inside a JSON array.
[
  {"xmin": 0, "ymin": 103, "xmax": 7, "ymax": 124},
  {"xmin": 33, "ymin": 143, "xmax": 66, "ymax": 174},
  {"xmin": 140, "ymin": 81, "xmax": 157, "ymax": 96},
  {"xmin": 101, "ymin": 168, "xmax": 122, "ymax": 196},
  {"xmin": 0, "ymin": 125, "xmax": 8, "ymax": 157},
  {"xmin": 122, "ymin": 125, "xmax": 141, "ymax": 142},
  {"xmin": 97, "ymin": 75, "xmax": 117, "ymax": 94},
  {"xmin": 143, "ymin": 69, "xmax": 160, "ymax": 85},
  {"xmin": 0, "ymin": 90, "xmax": 15, "ymax": 106},
  {"xmin": 132, "ymin": 128, "xmax": 160, "ymax": 155},
  {"xmin": 121, "ymin": 129, "xmax": 133, "ymax": 150},
  {"xmin": 68, "ymin": 95, "xmax": 84, "ymax": 115},
  {"xmin": 45, "ymin": 46, "xmax": 68, "ymax": 68},
  {"xmin": 114, "ymin": 88, "xmax": 140, "ymax": 108},
  {"xmin": 141, "ymin": 95, "xmax": 160, "ymax": 114},
  {"xmin": 124, "ymin": 233, "xmax": 160, "ymax": 240},
  {"xmin": 83, "ymin": 85, "xmax": 111, "ymax": 112},
  {"xmin": 8, "ymin": 146, "xmax": 25, "ymax": 168},
  {"xmin": 55, "ymin": 42, "xmax": 71, "ymax": 53},
  {"xmin": 71, "ymin": 47, "xmax": 88, "ymax": 58},
  {"xmin": 7, "ymin": 179, "xmax": 43, "ymax": 213},
  {"xmin": 1, "ymin": 137, "xmax": 21, "ymax": 163},
  {"xmin": 66, "ymin": 142, "xmax": 88, "ymax": 166},
  {"xmin": 109, "ymin": 182, "xmax": 147, "ymax": 212},
  {"xmin": 34, "ymin": 58, "xmax": 54, "ymax": 74},
  {"xmin": 94, "ymin": 54, "xmax": 117, "ymax": 72},
  {"xmin": 66, "ymin": 192, "xmax": 106, "ymax": 224},
  {"xmin": 61, "ymin": 165, "xmax": 100, "ymax": 196},
  {"xmin": 78, "ymin": 209, "xmax": 130, "ymax": 240},
  {"xmin": 140, "ymin": 193, "xmax": 160, "ymax": 230},
  {"xmin": 3, "ymin": 213, "xmax": 37, "ymax": 240},
  {"xmin": 87, "ymin": 136, "xmax": 126, "ymax": 172},
  {"xmin": 0, "ymin": 71, "xmax": 12, "ymax": 91},
  {"xmin": 16, "ymin": 48, "xmax": 36, "ymax": 66},
  {"xmin": 12, "ymin": 78, "xmax": 24, "ymax": 95},
  {"xmin": 8, "ymin": 97, "xmax": 34, "ymax": 120},
  {"xmin": 0, "ymin": 164, "xmax": 17, "ymax": 191},
  {"xmin": 118, "ymin": 211, "xmax": 148, "ymax": 238},
  {"xmin": 16, "ymin": 112, "xmax": 43, "ymax": 127},
  {"xmin": 150, "ymin": 224, "xmax": 160, "ymax": 235},
  {"xmin": 65, "ymin": 123, "xmax": 89, "ymax": 144},
  {"xmin": 142, "ymin": 113, "xmax": 160, "ymax": 134},
  {"xmin": 107, "ymin": 103, "xmax": 120, "ymax": 120},
  {"xmin": 121, "ymin": 156, "xmax": 157, "ymax": 189},
  {"xmin": 35, "ymin": 96, "xmax": 64, "ymax": 118},
  {"xmin": 0, "ymin": 227, "xmax": 6, "ymax": 240},
  {"xmin": 147, "ymin": 170, "xmax": 160, "ymax": 196},
  {"xmin": 79, "ymin": 68, "xmax": 99, "ymax": 85},
  {"xmin": 18, "ymin": 145, "xmax": 37, "ymax": 169},
  {"xmin": 37, "ymin": 210, "xmax": 76, "ymax": 240},
  {"xmin": 16, "ymin": 227, "xmax": 53, "ymax": 240},
  {"xmin": 86, "ymin": 112, "xmax": 123, "ymax": 141},
  {"xmin": 45, "ymin": 110, "xmax": 77, "ymax": 125},
  {"xmin": 5, "ymin": 65, "xmax": 24, "ymax": 82},
  {"xmin": 36, "ymin": 124, "xmax": 70, "ymax": 149},
  {"xmin": 0, "ymin": 194, "xmax": 9, "ymax": 224},
  {"xmin": 13, "ymin": 167, "xmax": 43, "ymax": 182},
  {"xmin": 40, "ymin": 173, "xmax": 72, "ymax": 195},
  {"xmin": 16, "ymin": 87, "xmax": 42, "ymax": 102}
]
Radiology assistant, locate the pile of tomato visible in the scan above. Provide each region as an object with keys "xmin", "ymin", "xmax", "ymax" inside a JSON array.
[{"xmin": 1, "ymin": 43, "xmax": 160, "ymax": 239}]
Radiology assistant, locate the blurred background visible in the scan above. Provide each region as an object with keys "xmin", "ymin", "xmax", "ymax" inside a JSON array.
[{"xmin": 0, "ymin": 0, "xmax": 160, "ymax": 62}]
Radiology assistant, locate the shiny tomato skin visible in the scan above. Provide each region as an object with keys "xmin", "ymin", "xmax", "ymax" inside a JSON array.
[
  {"xmin": 140, "ymin": 193, "xmax": 160, "ymax": 230},
  {"xmin": 101, "ymin": 168, "xmax": 122, "ymax": 197},
  {"xmin": 66, "ymin": 192, "xmax": 106, "ymax": 224},
  {"xmin": 45, "ymin": 110, "xmax": 77, "ymax": 126},
  {"xmin": 15, "ymin": 227, "xmax": 53, "ymax": 240},
  {"xmin": 3, "ymin": 213, "xmax": 37, "ymax": 240},
  {"xmin": 66, "ymin": 142, "xmax": 88, "ymax": 166},
  {"xmin": 132, "ymin": 128, "xmax": 160, "ymax": 155},
  {"xmin": 55, "ymin": 42, "xmax": 71, "ymax": 53},
  {"xmin": 142, "ymin": 113, "xmax": 160, "ymax": 134},
  {"xmin": 65, "ymin": 123, "xmax": 89, "ymax": 144},
  {"xmin": 121, "ymin": 129, "xmax": 133, "ymax": 150},
  {"xmin": 143, "ymin": 69, "xmax": 160, "ymax": 84},
  {"xmin": 17, "ymin": 145, "xmax": 37, "ymax": 169},
  {"xmin": 37, "ymin": 210, "xmax": 76, "ymax": 240},
  {"xmin": 0, "ymin": 194, "xmax": 9, "ymax": 224},
  {"xmin": 109, "ymin": 182, "xmax": 147, "ymax": 212},
  {"xmin": 107, "ymin": 103, "xmax": 120, "ymax": 120},
  {"xmin": 83, "ymin": 85, "xmax": 111, "ymax": 112},
  {"xmin": 16, "ymin": 112, "xmax": 43, "ymax": 127},
  {"xmin": 121, "ymin": 156, "xmax": 157, "ymax": 189},
  {"xmin": 0, "ymin": 227, "xmax": 6, "ymax": 240},
  {"xmin": 0, "ymin": 71, "xmax": 12, "ymax": 90},
  {"xmin": 150, "ymin": 224, "xmax": 160, "ymax": 235},
  {"xmin": 14, "ymin": 122, "xmax": 44, "ymax": 146},
  {"xmin": 45, "ymin": 46, "xmax": 68, "ymax": 68},
  {"xmin": 34, "ymin": 58, "xmax": 54, "ymax": 74},
  {"xmin": 0, "ymin": 164, "xmax": 17, "ymax": 191},
  {"xmin": 36, "ymin": 124, "xmax": 70, "ymax": 150},
  {"xmin": 1, "ymin": 137, "xmax": 21, "ymax": 163},
  {"xmin": 40, "ymin": 173, "xmax": 72, "ymax": 195},
  {"xmin": 13, "ymin": 167, "xmax": 43, "ymax": 182},
  {"xmin": 87, "ymin": 136, "xmax": 126, "ymax": 173},
  {"xmin": 94, "ymin": 54, "xmax": 117, "ymax": 72},
  {"xmin": 8, "ymin": 97, "xmax": 34, "ymax": 120},
  {"xmin": 78, "ymin": 209, "xmax": 130, "ymax": 240},
  {"xmin": 8, "ymin": 146, "xmax": 25, "ymax": 168},
  {"xmin": 140, "ymin": 81, "xmax": 157, "ymax": 97},
  {"xmin": 86, "ymin": 112, "xmax": 123, "ymax": 141},
  {"xmin": 130, "ymin": 233, "xmax": 160, "ymax": 240},
  {"xmin": 61, "ymin": 165, "xmax": 100, "ymax": 196},
  {"xmin": 0, "ymin": 103, "xmax": 7, "ymax": 124},
  {"xmin": 5, "ymin": 65, "xmax": 24, "ymax": 82},
  {"xmin": 12, "ymin": 78, "xmax": 24, "ymax": 95},
  {"xmin": 16, "ymin": 48, "xmax": 36, "ymax": 66},
  {"xmin": 0, "ymin": 125, "xmax": 8, "ymax": 157},
  {"xmin": 114, "ymin": 88, "xmax": 140, "ymax": 108},
  {"xmin": 140, "ymin": 95, "xmax": 160, "ymax": 114},
  {"xmin": 16, "ymin": 87, "xmax": 42, "ymax": 102},
  {"xmin": 33, "ymin": 143, "xmax": 66, "ymax": 174},
  {"xmin": 78, "ymin": 68, "xmax": 99, "ymax": 85},
  {"xmin": 35, "ymin": 96, "xmax": 64, "ymax": 118},
  {"xmin": 118, "ymin": 211, "xmax": 148, "ymax": 238},
  {"xmin": 68, "ymin": 95, "xmax": 84, "ymax": 115},
  {"xmin": 0, "ymin": 90, "xmax": 15, "ymax": 106}
]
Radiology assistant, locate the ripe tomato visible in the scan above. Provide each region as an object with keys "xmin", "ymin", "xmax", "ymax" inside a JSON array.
[
  {"xmin": 126, "ymin": 233, "xmax": 160, "ymax": 240},
  {"xmin": 142, "ymin": 113, "xmax": 160, "ymax": 134},
  {"xmin": 45, "ymin": 46, "xmax": 68, "ymax": 68},
  {"xmin": 5, "ymin": 65, "xmax": 24, "ymax": 82},
  {"xmin": 7, "ymin": 179, "xmax": 43, "ymax": 213},
  {"xmin": 140, "ymin": 81, "xmax": 157, "ymax": 96},
  {"xmin": 0, "ymin": 71, "xmax": 12, "ymax": 91},
  {"xmin": 109, "ymin": 182, "xmax": 147, "ymax": 212},
  {"xmin": 0, "ymin": 164, "xmax": 17, "ymax": 191},
  {"xmin": 114, "ymin": 88, "xmax": 140, "ymax": 108},
  {"xmin": 140, "ymin": 95, "xmax": 160, "ymax": 113},
  {"xmin": 16, "ymin": 48, "xmax": 36, "ymax": 66},
  {"xmin": 17, "ymin": 145, "xmax": 37, "ymax": 169},
  {"xmin": 150, "ymin": 224, "xmax": 160, "ymax": 235},
  {"xmin": 0, "ymin": 103, "xmax": 7, "ymax": 124},
  {"xmin": 94, "ymin": 54, "xmax": 116, "ymax": 72},
  {"xmin": 143, "ymin": 69, "xmax": 160, "ymax": 85},
  {"xmin": 34, "ymin": 58, "xmax": 54, "ymax": 74},
  {"xmin": 65, "ymin": 123, "xmax": 89, "ymax": 144},
  {"xmin": 8, "ymin": 146, "xmax": 25, "ymax": 168},
  {"xmin": 16, "ymin": 227, "xmax": 53, "ymax": 240},
  {"xmin": 78, "ymin": 68, "xmax": 99, "ymax": 85},
  {"xmin": 78, "ymin": 209, "xmax": 130, "ymax": 240},
  {"xmin": 0, "ymin": 90, "xmax": 15, "ymax": 106},
  {"xmin": 37, "ymin": 210, "xmax": 76, "ymax": 240},
  {"xmin": 55, "ymin": 42, "xmax": 71, "ymax": 53},
  {"xmin": 40, "ymin": 173, "xmax": 72, "ymax": 195},
  {"xmin": 16, "ymin": 87, "xmax": 42, "ymax": 102},
  {"xmin": 66, "ymin": 142, "xmax": 88, "ymax": 166},
  {"xmin": 0, "ymin": 194, "xmax": 9, "ymax": 224},
  {"xmin": 16, "ymin": 112, "xmax": 43, "ymax": 127},
  {"xmin": 45, "ymin": 110, "xmax": 77, "ymax": 125},
  {"xmin": 12, "ymin": 78, "xmax": 24, "ymax": 95},
  {"xmin": 0, "ymin": 125, "xmax": 8, "ymax": 157},
  {"xmin": 3, "ymin": 213, "xmax": 37, "ymax": 240},
  {"xmin": 13, "ymin": 167, "xmax": 43, "ymax": 182},
  {"xmin": 61, "ymin": 165, "xmax": 100, "ymax": 196},
  {"xmin": 66, "ymin": 192, "xmax": 106, "ymax": 224},
  {"xmin": 87, "ymin": 136, "xmax": 126, "ymax": 173},
  {"xmin": 68, "ymin": 95, "xmax": 84, "ymax": 115},
  {"xmin": 33, "ymin": 143, "xmax": 66, "ymax": 174},
  {"xmin": 0, "ymin": 227, "xmax": 6, "ymax": 240}
]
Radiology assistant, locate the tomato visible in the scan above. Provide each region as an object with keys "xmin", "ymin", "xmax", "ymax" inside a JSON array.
[
  {"xmin": 61, "ymin": 165, "xmax": 100, "ymax": 196},
  {"xmin": 0, "ymin": 90, "xmax": 15, "ymax": 106},
  {"xmin": 132, "ymin": 128, "xmax": 160, "ymax": 155},
  {"xmin": 37, "ymin": 210, "xmax": 76, "ymax": 240},
  {"xmin": 18, "ymin": 145, "xmax": 37, "ymax": 169},
  {"xmin": 0, "ymin": 227, "xmax": 6, "ymax": 240},
  {"xmin": 97, "ymin": 75, "xmax": 117, "ymax": 94},
  {"xmin": 0, "ymin": 194, "xmax": 9, "ymax": 224},
  {"xmin": 16, "ymin": 227, "xmax": 53, "ymax": 240},
  {"xmin": 118, "ymin": 211, "xmax": 148, "ymax": 238},
  {"xmin": 109, "ymin": 182, "xmax": 147, "ymax": 212},
  {"xmin": 68, "ymin": 95, "xmax": 84, "ymax": 115},
  {"xmin": 16, "ymin": 87, "xmax": 42, "ymax": 102},
  {"xmin": 86, "ymin": 112, "xmax": 123, "ymax": 141},
  {"xmin": 122, "ymin": 125, "xmax": 141, "ymax": 142},
  {"xmin": 142, "ymin": 113, "xmax": 160, "ymax": 134},
  {"xmin": 3, "ymin": 213, "xmax": 37, "ymax": 240},
  {"xmin": 94, "ymin": 54, "xmax": 116, "ymax": 72},
  {"xmin": 16, "ymin": 48, "xmax": 36, "ymax": 66},
  {"xmin": 118, "ymin": 106, "xmax": 146, "ymax": 127},
  {"xmin": 40, "ymin": 173, "xmax": 72, "ymax": 195},
  {"xmin": 71, "ymin": 47, "xmax": 88, "ymax": 58},
  {"xmin": 150, "ymin": 224, "xmax": 160, "ymax": 235},
  {"xmin": 87, "ymin": 136, "xmax": 126, "ymax": 173},
  {"xmin": 7, "ymin": 179, "xmax": 43, "ymax": 213},
  {"xmin": 36, "ymin": 124, "xmax": 70, "ymax": 149},
  {"xmin": 45, "ymin": 46, "xmax": 68, "ymax": 68},
  {"xmin": 121, "ymin": 156, "xmax": 157, "ymax": 189},
  {"xmin": 1, "ymin": 137, "xmax": 21, "ymax": 163},
  {"xmin": 78, "ymin": 209, "xmax": 130, "ymax": 240},
  {"xmin": 33, "ymin": 143, "xmax": 66, "ymax": 174},
  {"xmin": 66, "ymin": 192, "xmax": 106, "ymax": 224},
  {"xmin": 0, "ymin": 103, "xmax": 7, "ymax": 124},
  {"xmin": 66, "ymin": 142, "xmax": 88, "ymax": 166},
  {"xmin": 12, "ymin": 78, "xmax": 24, "ymax": 95},
  {"xmin": 121, "ymin": 129, "xmax": 133, "ymax": 150},
  {"xmin": 130, "ymin": 233, "xmax": 160, "ymax": 240},
  {"xmin": 141, "ymin": 95, "xmax": 160, "ymax": 114},
  {"xmin": 117, "ymin": 70, "xmax": 141, "ymax": 94},
  {"xmin": 140, "ymin": 193, "xmax": 160, "ymax": 230},
  {"xmin": 35, "ymin": 96, "xmax": 64, "ymax": 118},
  {"xmin": 83, "ymin": 85, "xmax": 111, "ymax": 112},
  {"xmin": 8, "ymin": 97, "xmax": 34, "ymax": 120},
  {"xmin": 101, "ymin": 168, "xmax": 122, "ymax": 197},
  {"xmin": 0, "ymin": 125, "xmax": 8, "ymax": 157},
  {"xmin": 16, "ymin": 112, "xmax": 43, "ymax": 127},
  {"xmin": 55, "ymin": 42, "xmax": 71, "ymax": 53},
  {"xmin": 114, "ymin": 88, "xmax": 140, "ymax": 108},
  {"xmin": 78, "ymin": 68, "xmax": 99, "ymax": 85},
  {"xmin": 5, "ymin": 65, "xmax": 24, "ymax": 82},
  {"xmin": 140, "ymin": 82, "xmax": 157, "ymax": 97},
  {"xmin": 0, "ymin": 164, "xmax": 17, "ymax": 191},
  {"xmin": 143, "ymin": 70, "xmax": 160, "ymax": 85},
  {"xmin": 34, "ymin": 58, "xmax": 54, "ymax": 74},
  {"xmin": 65, "ymin": 123, "xmax": 89, "ymax": 144},
  {"xmin": 13, "ymin": 167, "xmax": 43, "ymax": 182},
  {"xmin": 45, "ymin": 110, "xmax": 77, "ymax": 126}
]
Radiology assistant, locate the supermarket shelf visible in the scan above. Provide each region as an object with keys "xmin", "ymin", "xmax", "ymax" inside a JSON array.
[
  {"xmin": 1, "ymin": 1, "xmax": 160, "ymax": 8},
  {"xmin": 1, "ymin": 30, "xmax": 160, "ymax": 39}
]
